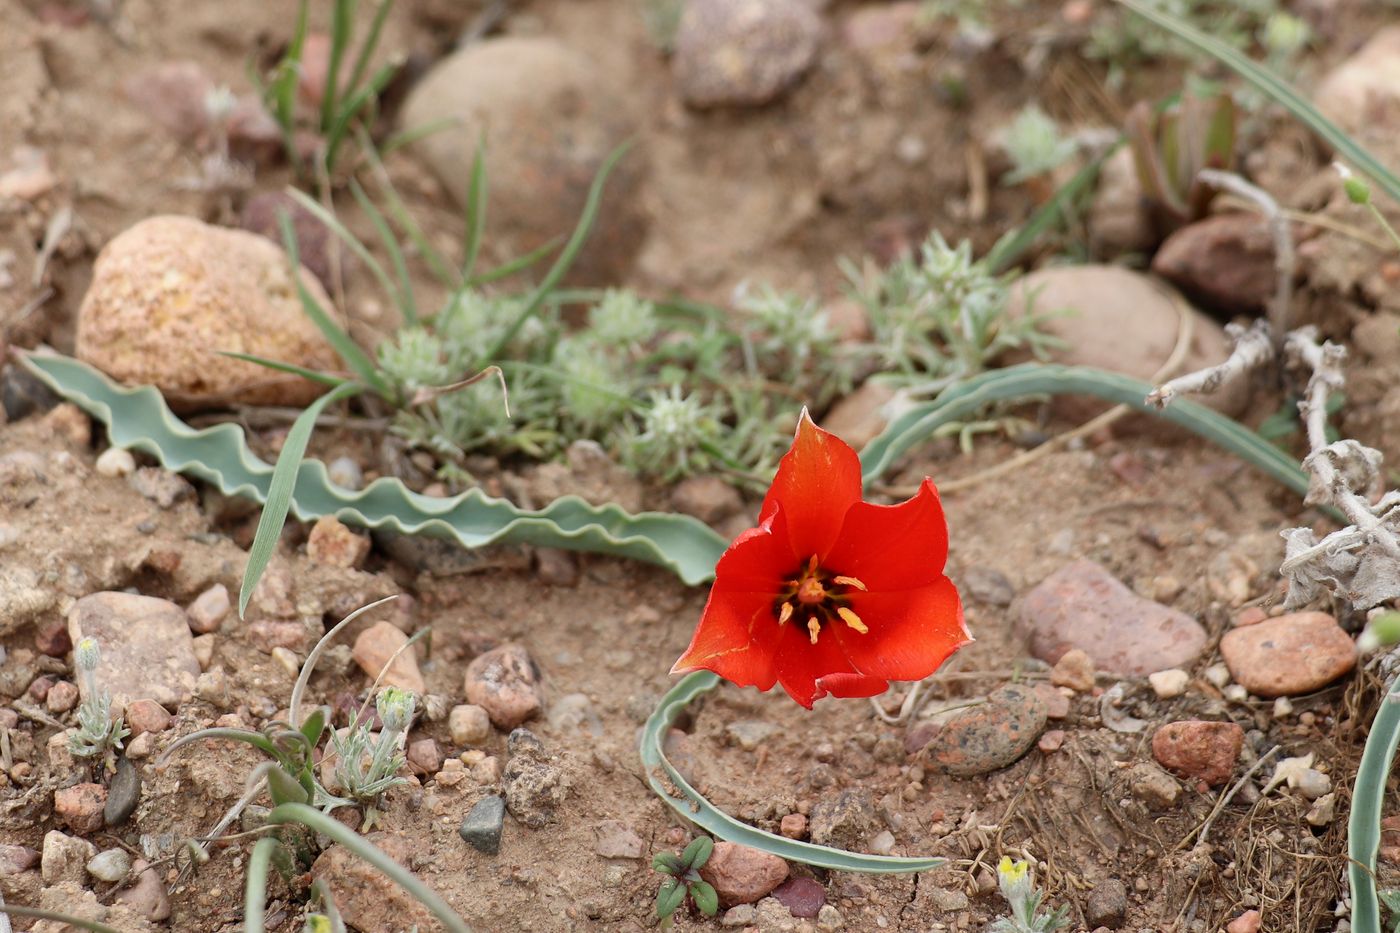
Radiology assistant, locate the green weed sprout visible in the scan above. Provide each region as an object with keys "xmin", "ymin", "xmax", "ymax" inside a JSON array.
[
  {"xmin": 329, "ymin": 686, "xmax": 416, "ymax": 832},
  {"xmin": 999, "ymin": 105, "xmax": 1077, "ymax": 187},
  {"xmin": 68, "ymin": 637, "xmax": 130, "ymax": 772},
  {"xmin": 988, "ymin": 857, "xmax": 1069, "ymax": 933},
  {"xmin": 654, "ymin": 836, "xmax": 719, "ymax": 928},
  {"xmin": 846, "ymin": 232, "xmax": 1055, "ymax": 397},
  {"xmin": 259, "ymin": 0, "xmax": 400, "ymax": 178},
  {"xmin": 1125, "ymin": 86, "xmax": 1236, "ymax": 236}
]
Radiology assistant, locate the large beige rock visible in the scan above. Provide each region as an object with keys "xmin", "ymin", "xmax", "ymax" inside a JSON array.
[
  {"xmin": 76, "ymin": 215, "xmax": 341, "ymax": 411},
  {"xmin": 400, "ymin": 37, "xmax": 648, "ymax": 285},
  {"xmin": 1314, "ymin": 27, "xmax": 1400, "ymax": 137},
  {"xmin": 1006, "ymin": 264, "xmax": 1250, "ymax": 418}
]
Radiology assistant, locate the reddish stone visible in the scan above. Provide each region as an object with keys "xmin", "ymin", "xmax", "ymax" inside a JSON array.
[
  {"xmin": 699, "ymin": 842, "xmax": 790, "ymax": 906},
  {"xmin": 1151, "ymin": 720, "xmax": 1243, "ymax": 787},
  {"xmin": 771, "ymin": 876, "xmax": 826, "ymax": 918},
  {"xmin": 54, "ymin": 783, "xmax": 108, "ymax": 835},
  {"xmin": 1219, "ymin": 612, "xmax": 1356, "ymax": 698}
]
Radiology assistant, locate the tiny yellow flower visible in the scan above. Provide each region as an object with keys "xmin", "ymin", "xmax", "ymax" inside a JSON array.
[{"xmin": 997, "ymin": 856, "xmax": 1029, "ymax": 884}]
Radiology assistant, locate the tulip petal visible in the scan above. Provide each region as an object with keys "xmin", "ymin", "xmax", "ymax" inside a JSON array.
[
  {"xmin": 814, "ymin": 672, "xmax": 891, "ymax": 701},
  {"xmin": 759, "ymin": 410, "xmax": 863, "ymax": 562},
  {"xmin": 823, "ymin": 478, "xmax": 950, "ymax": 591},
  {"xmin": 831, "ymin": 576, "xmax": 970, "ymax": 681},
  {"xmin": 772, "ymin": 618, "xmax": 871, "ymax": 708}
]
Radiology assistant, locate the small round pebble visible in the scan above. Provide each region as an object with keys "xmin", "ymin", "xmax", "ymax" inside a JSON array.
[
  {"xmin": 1148, "ymin": 668, "xmax": 1190, "ymax": 699},
  {"xmin": 95, "ymin": 447, "xmax": 136, "ymax": 478},
  {"xmin": 1220, "ymin": 611, "xmax": 1357, "ymax": 698},
  {"xmin": 924, "ymin": 685, "xmax": 1048, "ymax": 776},
  {"xmin": 86, "ymin": 848, "xmax": 131, "ymax": 882},
  {"xmin": 449, "ymin": 704, "xmax": 493, "ymax": 746}
]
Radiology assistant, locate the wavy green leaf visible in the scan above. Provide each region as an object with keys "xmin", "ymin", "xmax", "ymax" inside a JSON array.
[
  {"xmin": 18, "ymin": 353, "xmax": 728, "ymax": 587},
  {"xmin": 640, "ymin": 671, "xmax": 946, "ymax": 873},
  {"xmin": 859, "ymin": 364, "xmax": 1310, "ymax": 496}
]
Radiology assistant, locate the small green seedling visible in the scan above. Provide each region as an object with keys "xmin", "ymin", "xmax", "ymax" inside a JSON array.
[
  {"xmin": 988, "ymin": 857, "xmax": 1069, "ymax": 933},
  {"xmin": 68, "ymin": 637, "xmax": 130, "ymax": 774},
  {"xmin": 1126, "ymin": 86, "xmax": 1236, "ymax": 236},
  {"xmin": 329, "ymin": 686, "xmax": 416, "ymax": 833},
  {"xmin": 653, "ymin": 836, "xmax": 719, "ymax": 928}
]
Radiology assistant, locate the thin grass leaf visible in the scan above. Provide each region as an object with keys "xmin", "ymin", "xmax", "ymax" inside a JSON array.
[
  {"xmin": 1115, "ymin": 0, "xmax": 1400, "ymax": 204},
  {"xmin": 0, "ymin": 905, "xmax": 123, "ymax": 933},
  {"xmin": 349, "ymin": 179, "xmax": 418, "ymax": 325},
  {"xmin": 266, "ymin": 803, "xmax": 473, "ymax": 933},
  {"xmin": 291, "ymin": 596, "xmax": 400, "ymax": 726},
  {"xmin": 240, "ymin": 381, "xmax": 364, "ymax": 618},
  {"xmin": 358, "ymin": 129, "xmax": 461, "ymax": 289},
  {"xmin": 344, "ymin": 0, "xmax": 393, "ymax": 100},
  {"xmin": 244, "ymin": 836, "xmax": 281, "ymax": 933},
  {"xmin": 324, "ymin": 60, "xmax": 399, "ymax": 172},
  {"xmin": 159, "ymin": 727, "xmax": 285, "ymax": 764},
  {"xmin": 277, "ymin": 210, "xmax": 390, "ymax": 397},
  {"xmin": 859, "ymin": 364, "xmax": 1310, "ymax": 497},
  {"xmin": 270, "ymin": 0, "xmax": 311, "ymax": 170},
  {"xmin": 283, "ymin": 190, "xmax": 400, "ymax": 344},
  {"xmin": 483, "ymin": 142, "xmax": 632, "ymax": 362},
  {"xmin": 218, "ymin": 352, "xmax": 349, "ymax": 387},
  {"xmin": 380, "ymin": 117, "xmax": 455, "ymax": 156},
  {"xmin": 468, "ymin": 236, "xmax": 562, "ymax": 287},
  {"xmin": 1352, "ymin": 681, "xmax": 1400, "ymax": 933},
  {"xmin": 460, "ymin": 135, "xmax": 489, "ymax": 283},
  {"xmin": 320, "ymin": 0, "xmax": 356, "ymax": 131},
  {"xmin": 641, "ymin": 671, "xmax": 945, "ymax": 872},
  {"xmin": 985, "ymin": 140, "xmax": 1121, "ymax": 274}
]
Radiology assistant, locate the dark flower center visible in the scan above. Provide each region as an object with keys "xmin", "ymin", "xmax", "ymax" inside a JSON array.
[{"xmin": 775, "ymin": 555, "xmax": 868, "ymax": 645}]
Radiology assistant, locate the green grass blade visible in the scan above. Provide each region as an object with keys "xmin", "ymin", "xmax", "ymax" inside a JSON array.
[
  {"xmin": 641, "ymin": 672, "xmax": 945, "ymax": 873},
  {"xmin": 320, "ymin": 0, "xmax": 355, "ymax": 132},
  {"xmin": 358, "ymin": 129, "xmax": 461, "ymax": 290},
  {"xmin": 277, "ymin": 209, "xmax": 391, "ymax": 397},
  {"xmin": 858, "ymin": 364, "xmax": 1310, "ymax": 497},
  {"xmin": 20, "ymin": 354, "xmax": 729, "ymax": 586},
  {"xmin": 0, "ymin": 905, "xmax": 123, "ymax": 933},
  {"xmin": 267, "ymin": 803, "xmax": 472, "ymax": 933},
  {"xmin": 344, "ymin": 0, "xmax": 393, "ymax": 101},
  {"xmin": 349, "ymin": 179, "xmax": 418, "ymax": 325},
  {"xmin": 244, "ymin": 836, "xmax": 281, "ymax": 933},
  {"xmin": 467, "ymin": 236, "xmax": 561, "ymax": 287},
  {"xmin": 380, "ymin": 117, "xmax": 455, "ymax": 156},
  {"xmin": 985, "ymin": 139, "xmax": 1121, "ymax": 274},
  {"xmin": 482, "ymin": 142, "xmax": 631, "ymax": 362},
  {"xmin": 284, "ymin": 189, "xmax": 401, "ymax": 342},
  {"xmin": 1351, "ymin": 680, "xmax": 1400, "ymax": 933},
  {"xmin": 240, "ymin": 381, "xmax": 364, "ymax": 617},
  {"xmin": 324, "ymin": 60, "xmax": 399, "ymax": 171},
  {"xmin": 270, "ymin": 0, "xmax": 310, "ymax": 168},
  {"xmin": 1115, "ymin": 0, "xmax": 1400, "ymax": 204},
  {"xmin": 218, "ymin": 351, "xmax": 349, "ymax": 387},
  {"xmin": 461, "ymin": 135, "xmax": 488, "ymax": 283}
]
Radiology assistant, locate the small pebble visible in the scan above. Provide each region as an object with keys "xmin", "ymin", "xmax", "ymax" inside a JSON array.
[
  {"xmin": 1273, "ymin": 697, "xmax": 1294, "ymax": 718},
  {"xmin": 780, "ymin": 813, "xmax": 808, "ymax": 839},
  {"xmin": 86, "ymin": 848, "xmax": 131, "ymax": 882},
  {"xmin": 327, "ymin": 456, "xmax": 364, "ymax": 490},
  {"xmin": 272, "ymin": 646, "xmax": 301, "ymax": 677},
  {"xmin": 1307, "ymin": 792, "xmax": 1337, "ymax": 826},
  {"xmin": 1224, "ymin": 684, "xmax": 1249, "ymax": 702},
  {"xmin": 186, "ymin": 584, "xmax": 230, "ymax": 634},
  {"xmin": 1049, "ymin": 648, "xmax": 1096, "ymax": 693},
  {"xmin": 1148, "ymin": 668, "xmax": 1190, "ymax": 699},
  {"xmin": 1205, "ymin": 664, "xmax": 1231, "ymax": 688},
  {"xmin": 95, "ymin": 447, "xmax": 136, "ymax": 478},
  {"xmin": 1086, "ymin": 879, "xmax": 1128, "ymax": 928},
  {"xmin": 1296, "ymin": 769, "xmax": 1332, "ymax": 800},
  {"xmin": 817, "ymin": 904, "xmax": 844, "ymax": 931},
  {"xmin": 450, "ymin": 704, "xmax": 493, "ymax": 746},
  {"xmin": 125, "ymin": 699, "xmax": 173, "ymax": 736},
  {"xmin": 45, "ymin": 679, "xmax": 79, "ymax": 713},
  {"xmin": 1037, "ymin": 729, "xmax": 1066, "ymax": 753},
  {"xmin": 1227, "ymin": 909, "xmax": 1262, "ymax": 933},
  {"xmin": 459, "ymin": 795, "xmax": 506, "ymax": 854},
  {"xmin": 105, "ymin": 756, "xmax": 142, "ymax": 827}
]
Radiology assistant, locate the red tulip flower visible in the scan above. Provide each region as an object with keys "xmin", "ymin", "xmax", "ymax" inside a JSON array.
[{"xmin": 672, "ymin": 410, "xmax": 970, "ymax": 708}]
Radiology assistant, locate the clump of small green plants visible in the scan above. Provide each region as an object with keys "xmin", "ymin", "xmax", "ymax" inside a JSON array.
[
  {"xmin": 843, "ymin": 233, "xmax": 1057, "ymax": 399},
  {"xmin": 989, "ymin": 857, "xmax": 1070, "ymax": 933},
  {"xmin": 1125, "ymin": 84, "xmax": 1237, "ymax": 237},
  {"xmin": 653, "ymin": 836, "xmax": 719, "ymax": 928},
  {"xmin": 257, "ymin": 0, "xmax": 401, "ymax": 179},
  {"xmin": 68, "ymin": 637, "xmax": 130, "ymax": 774}
]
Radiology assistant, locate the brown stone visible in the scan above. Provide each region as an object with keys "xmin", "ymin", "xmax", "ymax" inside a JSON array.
[
  {"xmin": 1018, "ymin": 560, "xmax": 1207, "ymax": 677},
  {"xmin": 699, "ymin": 841, "xmax": 790, "ymax": 906},
  {"xmin": 1151, "ymin": 720, "xmax": 1243, "ymax": 787},
  {"xmin": 1152, "ymin": 213, "xmax": 1283, "ymax": 312},
  {"xmin": 76, "ymin": 215, "xmax": 341, "ymax": 411},
  {"xmin": 406, "ymin": 737, "xmax": 441, "ymax": 776},
  {"xmin": 1049, "ymin": 648, "xmax": 1096, "ymax": 693},
  {"xmin": 352, "ymin": 621, "xmax": 425, "ymax": 694},
  {"xmin": 45, "ymin": 680, "xmax": 79, "ymax": 714},
  {"xmin": 67, "ymin": 592, "xmax": 200, "ymax": 712},
  {"xmin": 1219, "ymin": 612, "xmax": 1356, "ymax": 698},
  {"xmin": 126, "ymin": 698, "xmax": 174, "ymax": 736},
  {"xmin": 465, "ymin": 644, "xmax": 543, "ymax": 730},
  {"xmin": 54, "ymin": 783, "xmax": 108, "ymax": 835},
  {"xmin": 924, "ymin": 685, "xmax": 1047, "ymax": 776},
  {"xmin": 306, "ymin": 516, "xmax": 370, "ymax": 569},
  {"xmin": 185, "ymin": 584, "xmax": 229, "ymax": 634},
  {"xmin": 780, "ymin": 813, "xmax": 808, "ymax": 839}
]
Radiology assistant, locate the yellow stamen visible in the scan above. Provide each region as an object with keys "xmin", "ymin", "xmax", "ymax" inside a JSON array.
[
  {"xmin": 837, "ymin": 607, "xmax": 868, "ymax": 634},
  {"xmin": 807, "ymin": 618, "xmax": 821, "ymax": 645},
  {"xmin": 778, "ymin": 602, "xmax": 794, "ymax": 625},
  {"xmin": 833, "ymin": 575, "xmax": 867, "ymax": 591}
]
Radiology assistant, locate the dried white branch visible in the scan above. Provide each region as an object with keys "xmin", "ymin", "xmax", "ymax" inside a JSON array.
[
  {"xmin": 1146, "ymin": 319, "xmax": 1274, "ymax": 409},
  {"xmin": 1198, "ymin": 168, "xmax": 1296, "ymax": 336}
]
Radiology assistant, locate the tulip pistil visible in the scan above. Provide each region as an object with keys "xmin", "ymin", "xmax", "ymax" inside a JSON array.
[{"xmin": 778, "ymin": 556, "xmax": 868, "ymax": 644}]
